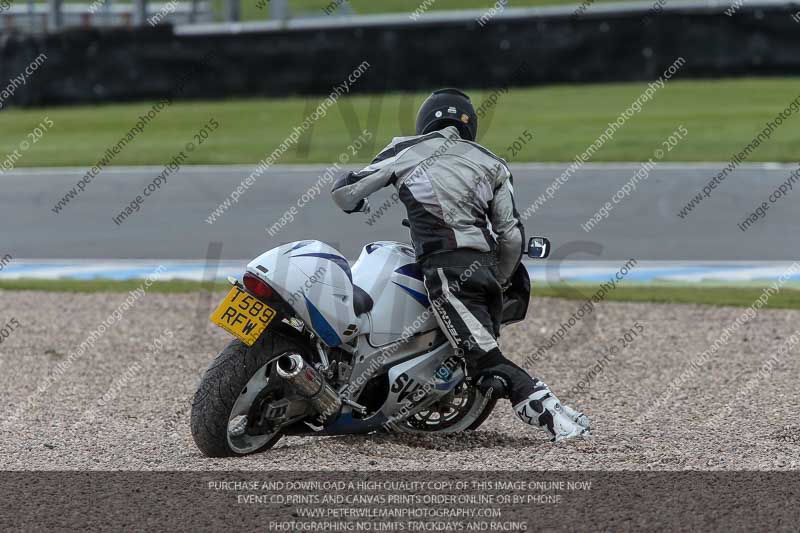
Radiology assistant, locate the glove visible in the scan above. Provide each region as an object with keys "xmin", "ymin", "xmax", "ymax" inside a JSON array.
[{"xmin": 344, "ymin": 198, "xmax": 370, "ymax": 214}]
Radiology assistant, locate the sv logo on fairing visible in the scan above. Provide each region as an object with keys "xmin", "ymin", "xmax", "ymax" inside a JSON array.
[{"xmin": 391, "ymin": 373, "xmax": 425, "ymax": 404}]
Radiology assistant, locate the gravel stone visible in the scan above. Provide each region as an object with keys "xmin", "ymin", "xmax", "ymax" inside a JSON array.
[{"xmin": 1, "ymin": 290, "xmax": 798, "ymax": 471}]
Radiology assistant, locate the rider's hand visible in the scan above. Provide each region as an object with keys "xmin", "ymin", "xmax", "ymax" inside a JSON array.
[{"xmin": 344, "ymin": 199, "xmax": 370, "ymax": 214}]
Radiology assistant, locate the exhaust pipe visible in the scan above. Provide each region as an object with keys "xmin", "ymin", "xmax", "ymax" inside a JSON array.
[{"xmin": 276, "ymin": 353, "xmax": 342, "ymax": 420}]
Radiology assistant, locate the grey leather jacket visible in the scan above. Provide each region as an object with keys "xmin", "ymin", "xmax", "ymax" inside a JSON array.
[{"xmin": 331, "ymin": 126, "xmax": 524, "ymax": 285}]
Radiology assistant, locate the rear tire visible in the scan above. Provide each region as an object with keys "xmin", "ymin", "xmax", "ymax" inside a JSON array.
[{"xmin": 190, "ymin": 332, "xmax": 309, "ymax": 457}]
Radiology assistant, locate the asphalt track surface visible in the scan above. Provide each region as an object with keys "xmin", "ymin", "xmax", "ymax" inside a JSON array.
[{"xmin": 4, "ymin": 163, "xmax": 799, "ymax": 261}]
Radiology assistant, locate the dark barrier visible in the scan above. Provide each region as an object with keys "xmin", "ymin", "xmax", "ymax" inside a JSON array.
[{"xmin": 1, "ymin": 3, "xmax": 799, "ymax": 108}]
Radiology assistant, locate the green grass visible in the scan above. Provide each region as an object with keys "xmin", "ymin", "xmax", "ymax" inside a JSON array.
[
  {"xmin": 215, "ymin": 0, "xmax": 605, "ymax": 22},
  {"xmin": 227, "ymin": 0, "xmax": 564, "ymax": 22},
  {"xmin": 535, "ymin": 283, "xmax": 800, "ymax": 310},
  {"xmin": 2, "ymin": 78, "xmax": 798, "ymax": 167},
  {"xmin": 288, "ymin": 0, "xmax": 595, "ymax": 16},
  {"xmin": 49, "ymin": 0, "xmax": 615, "ymax": 23},
  {"xmin": 4, "ymin": 278, "xmax": 800, "ymax": 309},
  {"xmin": 0, "ymin": 278, "xmax": 229, "ymax": 293}
]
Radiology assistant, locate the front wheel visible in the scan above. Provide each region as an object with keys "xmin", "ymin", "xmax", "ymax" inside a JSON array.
[{"xmin": 190, "ymin": 332, "xmax": 309, "ymax": 457}]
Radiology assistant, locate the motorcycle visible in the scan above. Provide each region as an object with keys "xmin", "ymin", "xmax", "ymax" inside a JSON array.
[{"xmin": 191, "ymin": 226, "xmax": 551, "ymax": 456}]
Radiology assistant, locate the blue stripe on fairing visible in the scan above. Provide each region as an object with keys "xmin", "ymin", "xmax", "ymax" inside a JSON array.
[
  {"xmin": 392, "ymin": 281, "xmax": 430, "ymax": 307},
  {"xmin": 394, "ymin": 263, "xmax": 424, "ymax": 281},
  {"xmin": 303, "ymin": 295, "xmax": 341, "ymax": 347},
  {"xmin": 292, "ymin": 252, "xmax": 352, "ymax": 282},
  {"xmin": 283, "ymin": 241, "xmax": 311, "ymax": 254},
  {"xmin": 314, "ymin": 411, "xmax": 389, "ymax": 435},
  {"xmin": 435, "ymin": 377, "xmax": 460, "ymax": 391}
]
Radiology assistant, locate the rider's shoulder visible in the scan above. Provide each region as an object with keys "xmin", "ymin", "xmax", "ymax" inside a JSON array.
[
  {"xmin": 461, "ymin": 140, "xmax": 511, "ymax": 175},
  {"xmin": 377, "ymin": 130, "xmax": 451, "ymax": 160}
]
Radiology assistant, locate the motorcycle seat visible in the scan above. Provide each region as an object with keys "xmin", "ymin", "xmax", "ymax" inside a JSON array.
[{"xmin": 352, "ymin": 284, "xmax": 374, "ymax": 316}]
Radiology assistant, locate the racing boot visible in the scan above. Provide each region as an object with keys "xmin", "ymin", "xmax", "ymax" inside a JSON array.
[{"xmin": 513, "ymin": 381, "xmax": 590, "ymax": 443}]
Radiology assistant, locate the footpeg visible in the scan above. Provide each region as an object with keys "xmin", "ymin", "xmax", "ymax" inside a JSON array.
[{"xmin": 342, "ymin": 398, "xmax": 368, "ymax": 414}]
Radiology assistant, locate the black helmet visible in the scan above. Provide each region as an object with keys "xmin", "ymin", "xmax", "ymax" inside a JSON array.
[{"xmin": 415, "ymin": 88, "xmax": 478, "ymax": 141}]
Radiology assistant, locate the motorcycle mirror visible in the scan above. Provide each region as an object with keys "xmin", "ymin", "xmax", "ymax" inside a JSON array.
[{"xmin": 527, "ymin": 236, "xmax": 550, "ymax": 259}]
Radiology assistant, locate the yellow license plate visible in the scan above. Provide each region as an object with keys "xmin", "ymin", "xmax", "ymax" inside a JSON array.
[{"xmin": 210, "ymin": 286, "xmax": 277, "ymax": 346}]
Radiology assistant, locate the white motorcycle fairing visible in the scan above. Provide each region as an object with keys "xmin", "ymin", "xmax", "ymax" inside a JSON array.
[
  {"xmin": 246, "ymin": 240, "xmax": 365, "ymax": 348},
  {"xmin": 246, "ymin": 240, "xmax": 439, "ymax": 350},
  {"xmin": 351, "ymin": 241, "xmax": 439, "ymax": 346}
]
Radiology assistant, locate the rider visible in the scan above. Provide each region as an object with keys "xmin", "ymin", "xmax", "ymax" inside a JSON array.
[{"xmin": 331, "ymin": 88, "xmax": 590, "ymax": 442}]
